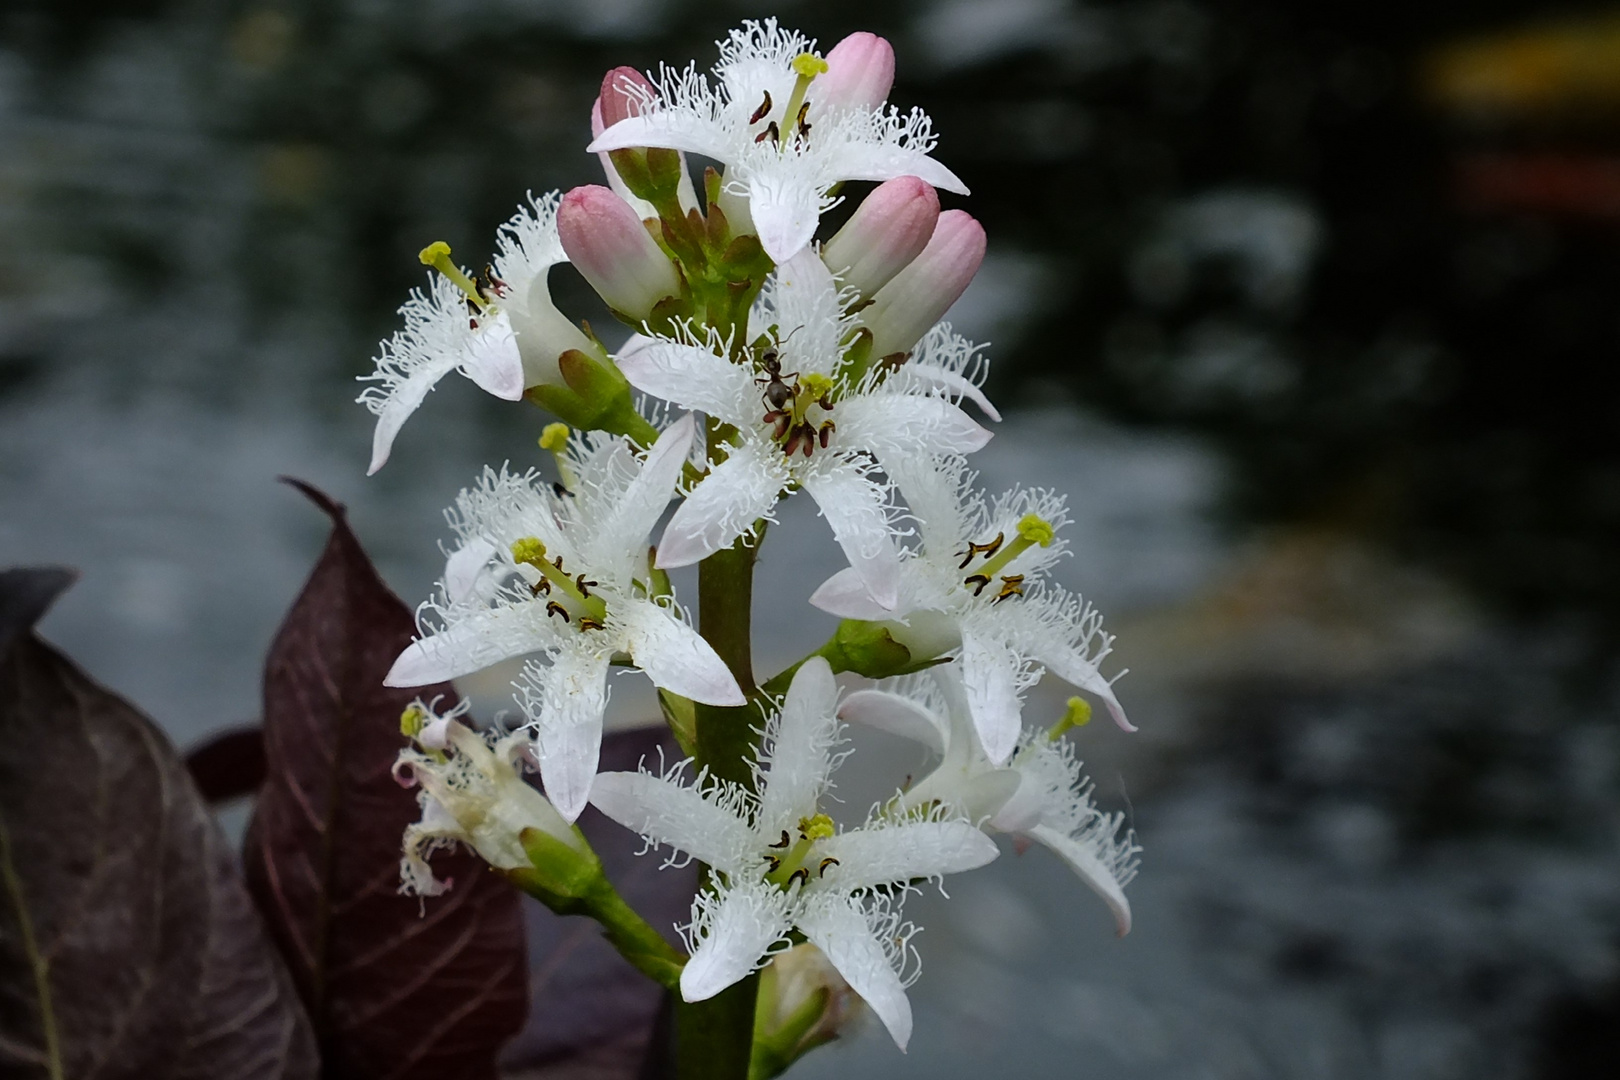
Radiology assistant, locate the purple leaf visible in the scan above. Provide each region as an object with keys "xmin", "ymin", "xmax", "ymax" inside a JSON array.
[
  {"xmin": 0, "ymin": 566, "xmax": 318, "ymax": 1080},
  {"xmin": 243, "ymin": 480, "xmax": 527, "ymax": 1079},
  {"xmin": 502, "ymin": 728, "xmax": 695, "ymax": 1079},
  {"xmin": 186, "ymin": 725, "xmax": 267, "ymax": 803}
]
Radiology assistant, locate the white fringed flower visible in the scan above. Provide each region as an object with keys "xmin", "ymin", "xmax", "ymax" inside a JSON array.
[
  {"xmin": 358, "ymin": 192, "xmax": 593, "ymax": 474},
  {"xmin": 811, "ymin": 455, "xmax": 1134, "ymax": 764},
  {"xmin": 840, "ymin": 667, "xmax": 1140, "ymax": 935},
  {"xmin": 617, "ymin": 250, "xmax": 994, "ymax": 609},
  {"xmin": 586, "ymin": 19, "xmax": 968, "ymax": 262},
  {"xmin": 589, "ymin": 658, "xmax": 998, "ymax": 1050},
  {"xmin": 384, "ymin": 414, "xmax": 744, "ymax": 821},
  {"xmin": 395, "ymin": 704, "xmax": 583, "ymax": 896}
]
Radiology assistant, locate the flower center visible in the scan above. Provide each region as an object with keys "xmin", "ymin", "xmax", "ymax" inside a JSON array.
[
  {"xmin": 955, "ymin": 513, "xmax": 1055, "ymax": 603},
  {"xmin": 749, "ymin": 52, "xmax": 827, "ymax": 150},
  {"xmin": 760, "ymin": 360, "xmax": 837, "ymax": 458},
  {"xmin": 510, "ymin": 537, "xmax": 608, "ymax": 629},
  {"xmin": 761, "ymin": 812, "xmax": 840, "ymax": 890}
]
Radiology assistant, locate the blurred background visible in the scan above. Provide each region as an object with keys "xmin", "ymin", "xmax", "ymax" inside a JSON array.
[{"xmin": 3, "ymin": 1, "xmax": 1619, "ymax": 1076}]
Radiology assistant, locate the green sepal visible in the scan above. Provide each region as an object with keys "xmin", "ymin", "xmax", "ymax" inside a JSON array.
[
  {"xmin": 645, "ymin": 147, "xmax": 686, "ymax": 200},
  {"xmin": 704, "ymin": 165, "xmax": 723, "ymax": 209},
  {"xmin": 837, "ymin": 327, "xmax": 875, "ymax": 385},
  {"xmin": 514, "ymin": 825, "xmax": 603, "ymax": 904},
  {"xmin": 750, "ymin": 982, "xmax": 832, "ymax": 1080},
  {"xmin": 825, "ymin": 619, "xmax": 915, "ymax": 679},
  {"xmin": 607, "ymin": 147, "xmax": 658, "ymax": 203},
  {"xmin": 659, "ymin": 688, "xmax": 699, "ymax": 758}
]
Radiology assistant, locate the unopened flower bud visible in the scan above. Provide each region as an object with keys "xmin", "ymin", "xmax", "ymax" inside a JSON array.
[
  {"xmin": 821, "ymin": 176, "xmax": 939, "ymax": 296},
  {"xmin": 860, "ymin": 210, "xmax": 986, "ymax": 359},
  {"xmin": 593, "ymin": 67, "xmax": 699, "ymax": 215},
  {"xmin": 753, "ymin": 944, "xmax": 865, "ymax": 1075},
  {"xmin": 816, "ymin": 32, "xmax": 896, "ymax": 112},
  {"xmin": 558, "ymin": 185, "xmax": 682, "ymax": 320}
]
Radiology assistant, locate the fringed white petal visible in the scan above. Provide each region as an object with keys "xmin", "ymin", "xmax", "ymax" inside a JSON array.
[
  {"xmin": 801, "ymin": 464, "xmax": 901, "ymax": 611},
  {"xmin": 594, "ymin": 413, "xmax": 696, "ymax": 562},
  {"xmin": 617, "ymin": 596, "xmax": 745, "ymax": 706},
  {"xmin": 459, "ymin": 314, "xmax": 526, "ymax": 401},
  {"xmin": 587, "ymin": 112, "xmax": 734, "ymax": 161},
  {"xmin": 589, "ymin": 770, "xmax": 758, "ymax": 877},
  {"xmin": 519, "ymin": 647, "xmax": 611, "ymax": 822},
  {"xmin": 834, "ymin": 394, "xmax": 993, "ymax": 466},
  {"xmin": 757, "ymin": 657, "xmax": 842, "ymax": 836},
  {"xmin": 443, "ymin": 538, "xmax": 497, "ymax": 605},
  {"xmin": 796, "ymin": 893, "xmax": 915, "ymax": 1051},
  {"xmin": 679, "ymin": 880, "xmax": 794, "ymax": 1002},
  {"xmin": 749, "ymin": 175, "xmax": 823, "ymax": 263},
  {"xmin": 902, "ymin": 363, "xmax": 1001, "ymax": 422},
  {"xmin": 615, "ymin": 339, "xmax": 756, "ymax": 429},
  {"xmin": 837, "ymin": 689, "xmax": 948, "ymax": 755},
  {"xmin": 657, "ymin": 441, "xmax": 788, "ymax": 568},
  {"xmin": 1026, "ymin": 823, "xmax": 1136, "ymax": 937},
  {"xmin": 814, "ymin": 818, "xmax": 998, "ymax": 892},
  {"xmin": 829, "ymin": 140, "xmax": 969, "ymax": 196},
  {"xmin": 385, "ymin": 604, "xmax": 555, "ymax": 686},
  {"xmin": 807, "ymin": 565, "xmax": 896, "ymax": 621},
  {"xmin": 959, "ymin": 629, "xmax": 1025, "ymax": 765}
]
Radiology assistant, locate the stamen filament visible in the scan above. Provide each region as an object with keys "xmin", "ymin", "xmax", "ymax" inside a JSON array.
[
  {"xmin": 511, "ymin": 538, "xmax": 608, "ymax": 623},
  {"xmin": 778, "ymin": 53, "xmax": 828, "ymax": 151},
  {"xmin": 974, "ymin": 513, "xmax": 1055, "ymax": 581}
]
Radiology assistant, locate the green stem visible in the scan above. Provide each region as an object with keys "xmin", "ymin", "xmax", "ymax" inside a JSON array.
[
  {"xmin": 678, "ymin": 419, "xmax": 766, "ymax": 1080},
  {"xmin": 506, "ymin": 859, "xmax": 685, "ymax": 991}
]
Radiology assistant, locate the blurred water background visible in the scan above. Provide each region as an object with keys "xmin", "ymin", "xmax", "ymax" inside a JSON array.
[{"xmin": 4, "ymin": 1, "xmax": 1619, "ymax": 1076}]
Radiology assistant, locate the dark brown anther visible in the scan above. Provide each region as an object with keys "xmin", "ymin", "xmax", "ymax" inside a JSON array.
[
  {"xmin": 769, "ymin": 830, "xmax": 792, "ymax": 849},
  {"xmin": 754, "ymin": 120, "xmax": 780, "ymax": 145},
  {"xmin": 787, "ymin": 867, "xmax": 810, "ymax": 888},
  {"xmin": 532, "ymin": 577, "xmax": 552, "ymax": 596},
  {"xmin": 783, "ymin": 426, "xmax": 806, "ymax": 457},
  {"xmin": 817, "ymin": 857, "xmax": 840, "ymax": 877},
  {"xmin": 956, "ymin": 532, "xmax": 1006, "ymax": 569},
  {"xmin": 993, "ymin": 575, "xmax": 1026, "ymax": 603},
  {"xmin": 551, "ymin": 481, "xmax": 575, "ymax": 499},
  {"xmin": 546, "ymin": 601, "xmax": 572, "ymax": 622},
  {"xmin": 818, "ymin": 421, "xmax": 835, "ymax": 449},
  {"xmin": 553, "ymin": 555, "xmax": 567, "ymax": 571},
  {"xmin": 965, "ymin": 573, "xmax": 991, "ymax": 596},
  {"xmin": 481, "ymin": 264, "xmax": 509, "ymax": 297},
  {"xmin": 765, "ymin": 855, "xmax": 782, "ymax": 873},
  {"xmin": 577, "ymin": 616, "xmax": 604, "ymax": 632},
  {"xmin": 574, "ymin": 573, "xmax": 598, "ymax": 596},
  {"xmin": 795, "ymin": 101, "xmax": 811, "ymax": 141},
  {"xmin": 749, "ymin": 91, "xmax": 773, "ymax": 125}
]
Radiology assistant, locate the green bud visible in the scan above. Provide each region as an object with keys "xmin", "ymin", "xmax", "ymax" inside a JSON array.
[{"xmin": 827, "ymin": 620, "xmax": 914, "ymax": 679}]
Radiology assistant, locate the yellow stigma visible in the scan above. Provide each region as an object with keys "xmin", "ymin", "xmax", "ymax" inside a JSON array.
[
  {"xmin": 792, "ymin": 53, "xmax": 829, "ymax": 78},
  {"xmin": 400, "ymin": 703, "xmax": 428, "ymax": 738},
  {"xmin": 799, "ymin": 371, "xmax": 834, "ymax": 402},
  {"xmin": 417, "ymin": 240, "xmax": 486, "ymax": 308},
  {"xmin": 539, "ymin": 423, "xmax": 570, "ymax": 453},
  {"xmin": 1017, "ymin": 513, "xmax": 1056, "ymax": 547},
  {"xmin": 1049, "ymin": 697, "xmax": 1092, "ymax": 741},
  {"xmin": 799, "ymin": 813, "xmax": 835, "ymax": 841},
  {"xmin": 510, "ymin": 536, "xmax": 548, "ymax": 568}
]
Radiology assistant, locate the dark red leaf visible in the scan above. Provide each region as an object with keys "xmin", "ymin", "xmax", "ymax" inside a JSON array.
[
  {"xmin": 242, "ymin": 480, "xmax": 528, "ymax": 1079},
  {"xmin": 0, "ymin": 567, "xmax": 318, "ymax": 1080},
  {"xmin": 501, "ymin": 728, "xmax": 694, "ymax": 1079},
  {"xmin": 186, "ymin": 725, "xmax": 267, "ymax": 803}
]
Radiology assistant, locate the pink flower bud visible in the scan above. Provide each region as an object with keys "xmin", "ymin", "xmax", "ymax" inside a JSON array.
[
  {"xmin": 591, "ymin": 96, "xmax": 657, "ymax": 219},
  {"xmin": 816, "ymin": 32, "xmax": 896, "ymax": 112},
  {"xmin": 558, "ymin": 185, "xmax": 681, "ymax": 320},
  {"xmin": 598, "ymin": 66, "xmax": 655, "ymax": 127},
  {"xmin": 821, "ymin": 175, "xmax": 939, "ymax": 296},
  {"xmin": 862, "ymin": 210, "xmax": 986, "ymax": 358}
]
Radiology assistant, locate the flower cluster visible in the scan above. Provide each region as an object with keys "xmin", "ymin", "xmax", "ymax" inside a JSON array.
[{"xmin": 358, "ymin": 18, "xmax": 1140, "ymax": 1067}]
